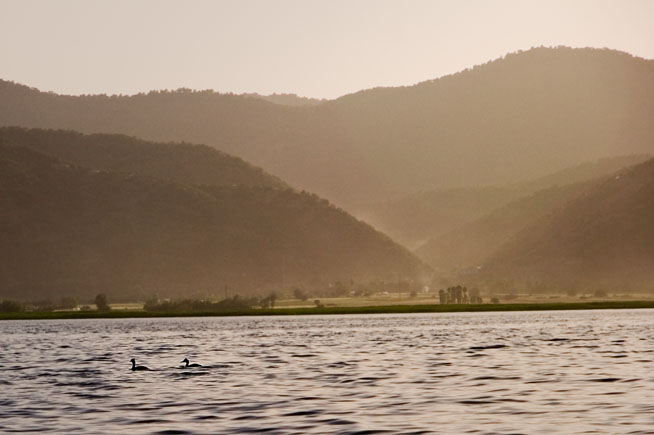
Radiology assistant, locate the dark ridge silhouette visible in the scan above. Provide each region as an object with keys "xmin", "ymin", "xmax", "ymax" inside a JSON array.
[
  {"xmin": 363, "ymin": 154, "xmax": 650, "ymax": 249},
  {"xmin": 0, "ymin": 142, "xmax": 427, "ymax": 301},
  {"xmin": 0, "ymin": 127, "xmax": 286, "ymax": 189},
  {"xmin": 2, "ymin": 47, "xmax": 652, "ymax": 205},
  {"xmin": 480, "ymin": 157, "xmax": 654, "ymax": 291},
  {"xmin": 242, "ymin": 92, "xmax": 326, "ymax": 107}
]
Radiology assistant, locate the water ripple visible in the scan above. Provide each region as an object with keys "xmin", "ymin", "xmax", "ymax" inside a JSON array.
[{"xmin": 2, "ymin": 310, "xmax": 654, "ymax": 433}]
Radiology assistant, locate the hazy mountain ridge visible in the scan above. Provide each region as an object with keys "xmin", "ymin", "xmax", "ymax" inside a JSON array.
[
  {"xmin": 361, "ymin": 154, "xmax": 651, "ymax": 248},
  {"xmin": 481, "ymin": 157, "xmax": 654, "ymax": 290},
  {"xmin": 242, "ymin": 92, "xmax": 326, "ymax": 106},
  {"xmin": 356, "ymin": 186, "xmax": 518, "ymax": 249},
  {"xmin": 0, "ymin": 79, "xmax": 364, "ymax": 203},
  {"xmin": 2, "ymin": 47, "xmax": 653, "ymax": 205},
  {"xmin": 0, "ymin": 134, "xmax": 427, "ymax": 301},
  {"xmin": 415, "ymin": 181, "xmax": 594, "ymax": 273},
  {"xmin": 0, "ymin": 127, "xmax": 287, "ymax": 189},
  {"xmin": 328, "ymin": 47, "xmax": 654, "ymax": 197}
]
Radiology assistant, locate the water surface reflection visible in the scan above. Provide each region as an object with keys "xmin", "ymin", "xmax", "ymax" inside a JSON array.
[{"xmin": 2, "ymin": 310, "xmax": 654, "ymax": 433}]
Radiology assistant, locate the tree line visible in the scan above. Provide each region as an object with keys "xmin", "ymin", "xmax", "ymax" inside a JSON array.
[{"xmin": 437, "ymin": 286, "xmax": 483, "ymax": 304}]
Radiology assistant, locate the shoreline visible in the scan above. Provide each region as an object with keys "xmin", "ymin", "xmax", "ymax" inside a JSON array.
[{"xmin": 2, "ymin": 300, "xmax": 654, "ymax": 320}]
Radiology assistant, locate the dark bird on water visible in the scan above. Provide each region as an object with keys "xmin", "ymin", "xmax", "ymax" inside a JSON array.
[
  {"xmin": 130, "ymin": 358, "xmax": 151, "ymax": 371},
  {"xmin": 181, "ymin": 358, "xmax": 202, "ymax": 368}
]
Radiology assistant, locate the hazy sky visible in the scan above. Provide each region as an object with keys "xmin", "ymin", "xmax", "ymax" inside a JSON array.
[{"xmin": 1, "ymin": 0, "xmax": 653, "ymax": 99}]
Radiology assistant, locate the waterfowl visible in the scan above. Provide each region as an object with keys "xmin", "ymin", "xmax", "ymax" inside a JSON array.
[
  {"xmin": 181, "ymin": 358, "xmax": 202, "ymax": 368},
  {"xmin": 130, "ymin": 358, "xmax": 151, "ymax": 371}
]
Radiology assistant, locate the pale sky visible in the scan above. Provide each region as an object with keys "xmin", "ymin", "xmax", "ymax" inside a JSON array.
[{"xmin": 1, "ymin": 0, "xmax": 653, "ymax": 99}]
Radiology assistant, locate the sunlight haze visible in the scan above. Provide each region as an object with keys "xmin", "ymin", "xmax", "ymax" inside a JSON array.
[
  {"xmin": 4, "ymin": 2, "xmax": 654, "ymax": 433},
  {"xmin": 1, "ymin": 0, "xmax": 653, "ymax": 98}
]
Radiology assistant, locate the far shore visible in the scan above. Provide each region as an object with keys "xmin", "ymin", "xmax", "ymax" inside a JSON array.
[{"xmin": 2, "ymin": 300, "xmax": 654, "ymax": 321}]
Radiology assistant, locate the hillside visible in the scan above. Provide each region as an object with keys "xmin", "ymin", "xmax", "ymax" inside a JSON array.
[
  {"xmin": 481, "ymin": 158, "xmax": 654, "ymax": 291},
  {"xmin": 0, "ymin": 127, "xmax": 287, "ymax": 189},
  {"xmin": 415, "ymin": 181, "xmax": 593, "ymax": 272},
  {"xmin": 356, "ymin": 186, "xmax": 517, "ymax": 249},
  {"xmin": 2, "ymin": 47, "xmax": 653, "ymax": 205},
  {"xmin": 0, "ymin": 144, "xmax": 427, "ymax": 301},
  {"xmin": 361, "ymin": 154, "xmax": 650, "ymax": 248}
]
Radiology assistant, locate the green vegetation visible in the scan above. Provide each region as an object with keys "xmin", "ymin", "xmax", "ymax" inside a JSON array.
[
  {"xmin": 0, "ymin": 298, "xmax": 77, "ymax": 313},
  {"xmin": 3, "ymin": 300, "xmax": 654, "ymax": 321},
  {"xmin": 94, "ymin": 294, "xmax": 111, "ymax": 312},
  {"xmin": 0, "ymin": 299, "xmax": 24, "ymax": 313},
  {"xmin": 144, "ymin": 296, "xmax": 258, "ymax": 312}
]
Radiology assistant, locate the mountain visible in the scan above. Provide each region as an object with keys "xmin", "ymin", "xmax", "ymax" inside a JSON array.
[
  {"xmin": 415, "ymin": 181, "xmax": 593, "ymax": 272},
  {"xmin": 0, "ymin": 137, "xmax": 427, "ymax": 302},
  {"xmin": 356, "ymin": 186, "xmax": 518, "ymax": 249},
  {"xmin": 2, "ymin": 47, "xmax": 653, "ymax": 206},
  {"xmin": 0, "ymin": 127, "xmax": 287, "ymax": 189},
  {"xmin": 242, "ymin": 93, "xmax": 326, "ymax": 107},
  {"xmin": 362, "ymin": 155, "xmax": 650, "ymax": 249},
  {"xmin": 480, "ymin": 158, "xmax": 654, "ymax": 291},
  {"xmin": 0, "ymin": 81, "xmax": 354, "ymax": 198}
]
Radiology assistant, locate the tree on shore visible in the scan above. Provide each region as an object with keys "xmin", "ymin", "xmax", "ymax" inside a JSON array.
[
  {"xmin": 260, "ymin": 292, "xmax": 278, "ymax": 308},
  {"xmin": 293, "ymin": 287, "xmax": 309, "ymax": 301},
  {"xmin": 94, "ymin": 293, "xmax": 111, "ymax": 312},
  {"xmin": 0, "ymin": 299, "xmax": 24, "ymax": 313}
]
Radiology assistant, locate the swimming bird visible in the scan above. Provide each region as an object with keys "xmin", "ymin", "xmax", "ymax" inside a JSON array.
[
  {"xmin": 181, "ymin": 358, "xmax": 202, "ymax": 368},
  {"xmin": 130, "ymin": 358, "xmax": 151, "ymax": 371}
]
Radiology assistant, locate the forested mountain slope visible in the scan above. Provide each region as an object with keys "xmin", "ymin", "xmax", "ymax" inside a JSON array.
[
  {"xmin": 2, "ymin": 47, "xmax": 653, "ymax": 205},
  {"xmin": 0, "ymin": 143, "xmax": 427, "ymax": 301},
  {"xmin": 481, "ymin": 158, "xmax": 654, "ymax": 290},
  {"xmin": 364, "ymin": 154, "xmax": 649, "ymax": 248},
  {"xmin": 416, "ymin": 181, "xmax": 593, "ymax": 272},
  {"xmin": 0, "ymin": 127, "xmax": 286, "ymax": 189}
]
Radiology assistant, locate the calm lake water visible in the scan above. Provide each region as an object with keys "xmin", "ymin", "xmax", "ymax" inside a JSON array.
[{"xmin": 2, "ymin": 310, "xmax": 654, "ymax": 434}]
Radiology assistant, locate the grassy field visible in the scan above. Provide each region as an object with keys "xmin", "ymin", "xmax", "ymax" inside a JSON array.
[
  {"xmin": 3, "ymin": 300, "xmax": 654, "ymax": 321},
  {"xmin": 278, "ymin": 290, "xmax": 654, "ymax": 307}
]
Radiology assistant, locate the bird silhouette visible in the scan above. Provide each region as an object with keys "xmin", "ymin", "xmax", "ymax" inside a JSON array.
[
  {"xmin": 181, "ymin": 358, "xmax": 202, "ymax": 368},
  {"xmin": 130, "ymin": 358, "xmax": 151, "ymax": 371}
]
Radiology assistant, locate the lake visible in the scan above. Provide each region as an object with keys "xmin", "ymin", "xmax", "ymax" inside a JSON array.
[{"xmin": 2, "ymin": 310, "xmax": 654, "ymax": 434}]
